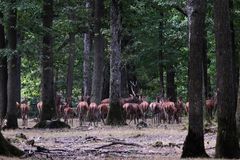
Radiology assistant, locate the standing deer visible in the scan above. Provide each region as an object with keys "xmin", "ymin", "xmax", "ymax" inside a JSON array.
[{"xmin": 77, "ymin": 96, "xmax": 89, "ymax": 126}]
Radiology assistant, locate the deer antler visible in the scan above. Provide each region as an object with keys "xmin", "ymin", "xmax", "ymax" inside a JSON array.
[{"xmin": 130, "ymin": 81, "xmax": 136, "ymax": 96}]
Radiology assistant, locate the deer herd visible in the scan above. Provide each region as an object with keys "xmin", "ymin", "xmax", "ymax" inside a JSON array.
[{"xmin": 15, "ymin": 93, "xmax": 217, "ymax": 127}]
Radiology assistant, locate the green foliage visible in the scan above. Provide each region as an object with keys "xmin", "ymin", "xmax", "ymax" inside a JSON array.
[{"xmin": 3, "ymin": 0, "xmax": 237, "ymax": 102}]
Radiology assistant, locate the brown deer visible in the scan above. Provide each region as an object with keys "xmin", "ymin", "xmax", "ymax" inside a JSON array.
[
  {"xmin": 77, "ymin": 96, "xmax": 89, "ymax": 126},
  {"xmin": 87, "ymin": 102, "xmax": 99, "ymax": 126}
]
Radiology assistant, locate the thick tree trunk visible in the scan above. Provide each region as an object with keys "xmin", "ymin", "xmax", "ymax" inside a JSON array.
[
  {"xmin": 91, "ymin": 0, "xmax": 104, "ymax": 104},
  {"xmin": 181, "ymin": 0, "xmax": 208, "ymax": 158},
  {"xmin": 83, "ymin": 0, "xmax": 92, "ymax": 97},
  {"xmin": 0, "ymin": 12, "xmax": 7, "ymax": 124},
  {"xmin": 214, "ymin": 0, "xmax": 240, "ymax": 158},
  {"xmin": 66, "ymin": 33, "xmax": 75, "ymax": 104},
  {"xmin": 0, "ymin": 131, "xmax": 24, "ymax": 156},
  {"xmin": 166, "ymin": 65, "xmax": 176, "ymax": 102},
  {"xmin": 6, "ymin": 0, "xmax": 18, "ymax": 129},
  {"xmin": 40, "ymin": 0, "xmax": 56, "ymax": 121},
  {"xmin": 106, "ymin": 0, "xmax": 125, "ymax": 125}
]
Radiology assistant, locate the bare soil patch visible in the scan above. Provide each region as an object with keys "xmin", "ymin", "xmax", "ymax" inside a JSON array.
[{"xmin": 1, "ymin": 118, "xmax": 216, "ymax": 159}]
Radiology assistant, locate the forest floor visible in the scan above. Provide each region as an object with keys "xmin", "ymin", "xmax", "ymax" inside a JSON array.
[{"xmin": 1, "ymin": 117, "xmax": 217, "ymax": 160}]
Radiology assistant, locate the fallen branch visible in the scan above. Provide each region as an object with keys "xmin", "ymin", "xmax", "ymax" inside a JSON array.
[{"xmin": 94, "ymin": 141, "xmax": 142, "ymax": 149}]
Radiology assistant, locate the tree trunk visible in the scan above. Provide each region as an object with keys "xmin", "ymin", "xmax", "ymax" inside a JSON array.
[
  {"xmin": 102, "ymin": 62, "xmax": 110, "ymax": 99},
  {"xmin": 106, "ymin": 0, "xmax": 125, "ymax": 125},
  {"xmin": 121, "ymin": 65, "xmax": 128, "ymax": 98},
  {"xmin": 202, "ymin": 30, "xmax": 208, "ymax": 98},
  {"xmin": 158, "ymin": 12, "xmax": 164, "ymax": 97},
  {"xmin": 6, "ymin": 0, "xmax": 18, "ymax": 129},
  {"xmin": 40, "ymin": 0, "xmax": 56, "ymax": 121},
  {"xmin": 229, "ymin": 0, "xmax": 238, "ymax": 111},
  {"xmin": 16, "ymin": 53, "xmax": 21, "ymax": 103},
  {"xmin": 66, "ymin": 33, "xmax": 75, "ymax": 104},
  {"xmin": 237, "ymin": 68, "xmax": 240, "ymax": 140},
  {"xmin": 166, "ymin": 65, "xmax": 176, "ymax": 102},
  {"xmin": 91, "ymin": 0, "xmax": 104, "ymax": 104},
  {"xmin": 0, "ymin": 12, "xmax": 7, "ymax": 124},
  {"xmin": 214, "ymin": 0, "xmax": 240, "ymax": 158},
  {"xmin": 0, "ymin": 131, "xmax": 24, "ymax": 156},
  {"xmin": 181, "ymin": 0, "xmax": 208, "ymax": 158},
  {"xmin": 83, "ymin": 0, "xmax": 92, "ymax": 97}
]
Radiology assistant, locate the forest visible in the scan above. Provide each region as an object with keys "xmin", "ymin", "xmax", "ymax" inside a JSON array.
[{"xmin": 0, "ymin": 0, "xmax": 240, "ymax": 159}]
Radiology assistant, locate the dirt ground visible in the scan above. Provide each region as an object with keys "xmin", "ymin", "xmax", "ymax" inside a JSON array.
[{"xmin": 1, "ymin": 117, "xmax": 216, "ymax": 160}]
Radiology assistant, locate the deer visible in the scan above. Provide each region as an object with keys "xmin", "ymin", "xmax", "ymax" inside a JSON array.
[
  {"xmin": 174, "ymin": 96, "xmax": 184, "ymax": 123},
  {"xmin": 87, "ymin": 102, "xmax": 99, "ymax": 126},
  {"xmin": 98, "ymin": 103, "xmax": 109, "ymax": 124},
  {"xmin": 63, "ymin": 102, "xmax": 76, "ymax": 126},
  {"xmin": 20, "ymin": 100, "xmax": 30, "ymax": 126},
  {"xmin": 76, "ymin": 96, "xmax": 89, "ymax": 126},
  {"xmin": 149, "ymin": 98, "xmax": 167, "ymax": 124},
  {"xmin": 138, "ymin": 96, "xmax": 149, "ymax": 122},
  {"xmin": 162, "ymin": 98, "xmax": 177, "ymax": 124}
]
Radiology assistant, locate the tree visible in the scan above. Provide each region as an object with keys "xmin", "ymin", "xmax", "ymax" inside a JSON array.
[
  {"xmin": 158, "ymin": 12, "xmax": 164, "ymax": 97},
  {"xmin": 83, "ymin": 0, "xmax": 93, "ymax": 97},
  {"xmin": 91, "ymin": 0, "xmax": 105, "ymax": 104},
  {"xmin": 166, "ymin": 65, "xmax": 176, "ymax": 102},
  {"xmin": 181, "ymin": 0, "xmax": 208, "ymax": 157},
  {"xmin": 0, "ymin": 12, "xmax": 7, "ymax": 124},
  {"xmin": 6, "ymin": 0, "xmax": 18, "ymax": 129},
  {"xmin": 66, "ymin": 8, "xmax": 77, "ymax": 103},
  {"xmin": 106, "ymin": 0, "xmax": 125, "ymax": 125},
  {"xmin": 66, "ymin": 32, "xmax": 75, "ymax": 105},
  {"xmin": 214, "ymin": 0, "xmax": 240, "ymax": 158},
  {"xmin": 40, "ymin": 0, "xmax": 56, "ymax": 121},
  {"xmin": 0, "ymin": 131, "xmax": 24, "ymax": 156}
]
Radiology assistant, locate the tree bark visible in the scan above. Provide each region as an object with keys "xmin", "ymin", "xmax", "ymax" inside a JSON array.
[
  {"xmin": 121, "ymin": 65, "xmax": 128, "ymax": 98},
  {"xmin": 102, "ymin": 62, "xmax": 110, "ymax": 99},
  {"xmin": 66, "ymin": 32, "xmax": 76, "ymax": 104},
  {"xmin": 106, "ymin": 0, "xmax": 125, "ymax": 125},
  {"xmin": 0, "ymin": 12, "xmax": 7, "ymax": 124},
  {"xmin": 166, "ymin": 65, "xmax": 176, "ymax": 102},
  {"xmin": 202, "ymin": 30, "xmax": 208, "ymax": 98},
  {"xmin": 6, "ymin": 0, "xmax": 18, "ymax": 129},
  {"xmin": 181, "ymin": 0, "xmax": 208, "ymax": 158},
  {"xmin": 40, "ymin": 0, "xmax": 56, "ymax": 121},
  {"xmin": 0, "ymin": 131, "xmax": 24, "ymax": 156},
  {"xmin": 158, "ymin": 12, "xmax": 164, "ymax": 97},
  {"xmin": 91, "ymin": 0, "xmax": 104, "ymax": 104},
  {"xmin": 16, "ymin": 53, "xmax": 21, "ymax": 103},
  {"xmin": 237, "ymin": 67, "xmax": 240, "ymax": 140},
  {"xmin": 83, "ymin": 0, "xmax": 93, "ymax": 97},
  {"xmin": 214, "ymin": 0, "xmax": 240, "ymax": 158}
]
